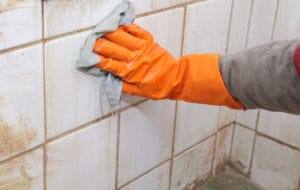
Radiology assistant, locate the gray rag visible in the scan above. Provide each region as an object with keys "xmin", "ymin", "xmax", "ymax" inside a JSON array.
[{"xmin": 76, "ymin": 0, "xmax": 135, "ymax": 110}]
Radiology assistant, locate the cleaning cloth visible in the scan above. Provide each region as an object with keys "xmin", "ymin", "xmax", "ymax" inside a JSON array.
[{"xmin": 76, "ymin": 0, "xmax": 135, "ymax": 110}]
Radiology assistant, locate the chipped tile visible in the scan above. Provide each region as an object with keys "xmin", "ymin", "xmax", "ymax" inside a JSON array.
[
  {"xmin": 171, "ymin": 136, "xmax": 215, "ymax": 190},
  {"xmin": 258, "ymin": 111, "xmax": 300, "ymax": 149},
  {"xmin": 231, "ymin": 125, "xmax": 255, "ymax": 173},
  {"xmin": 47, "ymin": 117, "xmax": 117, "ymax": 190},
  {"xmin": 0, "ymin": 0, "xmax": 42, "ymax": 50},
  {"xmin": 44, "ymin": 0, "xmax": 122, "ymax": 37},
  {"xmin": 251, "ymin": 136, "xmax": 300, "ymax": 190},
  {"xmin": 45, "ymin": 31, "xmax": 108, "ymax": 138},
  {"xmin": 175, "ymin": 103, "xmax": 219, "ymax": 155},
  {"xmin": 184, "ymin": 0, "xmax": 232, "ymax": 54},
  {"xmin": 0, "ymin": 45, "xmax": 44, "ymax": 161},
  {"xmin": 0, "ymin": 148, "xmax": 43, "ymax": 190},
  {"xmin": 120, "ymin": 162, "xmax": 170, "ymax": 190},
  {"xmin": 214, "ymin": 125, "xmax": 234, "ymax": 174},
  {"xmin": 118, "ymin": 100, "xmax": 175, "ymax": 186}
]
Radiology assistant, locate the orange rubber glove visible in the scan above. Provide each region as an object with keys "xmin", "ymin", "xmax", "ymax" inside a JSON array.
[{"xmin": 93, "ymin": 24, "xmax": 243, "ymax": 109}]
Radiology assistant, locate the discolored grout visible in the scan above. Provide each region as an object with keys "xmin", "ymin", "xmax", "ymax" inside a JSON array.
[
  {"xmin": 244, "ymin": 0, "xmax": 255, "ymax": 49},
  {"xmin": 271, "ymin": 0, "xmax": 280, "ymax": 41},
  {"xmin": 114, "ymin": 113, "xmax": 121, "ymax": 190}
]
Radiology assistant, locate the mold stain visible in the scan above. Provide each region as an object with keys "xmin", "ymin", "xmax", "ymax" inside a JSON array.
[
  {"xmin": 0, "ymin": 0, "xmax": 26, "ymax": 14},
  {"xmin": 0, "ymin": 119, "xmax": 37, "ymax": 158}
]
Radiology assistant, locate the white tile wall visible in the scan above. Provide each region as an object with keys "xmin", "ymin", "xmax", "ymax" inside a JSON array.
[
  {"xmin": 175, "ymin": 104, "xmax": 219, "ymax": 154},
  {"xmin": 258, "ymin": 111, "xmax": 300, "ymax": 148},
  {"xmin": 184, "ymin": 0, "xmax": 232, "ymax": 54},
  {"xmin": 44, "ymin": 0, "xmax": 122, "ymax": 37},
  {"xmin": 247, "ymin": 0, "xmax": 278, "ymax": 48},
  {"xmin": 131, "ymin": 0, "xmax": 185, "ymax": 14},
  {"xmin": 251, "ymin": 136, "xmax": 300, "ymax": 190},
  {"xmin": 0, "ymin": 148, "xmax": 43, "ymax": 190},
  {"xmin": 0, "ymin": 45, "xmax": 44, "ymax": 161},
  {"xmin": 0, "ymin": 0, "xmax": 42, "ymax": 50},
  {"xmin": 171, "ymin": 136, "xmax": 215, "ymax": 190},
  {"xmin": 227, "ymin": 0, "xmax": 252, "ymax": 53},
  {"xmin": 235, "ymin": 110, "xmax": 258, "ymax": 129},
  {"xmin": 273, "ymin": 0, "xmax": 300, "ymax": 40},
  {"xmin": 118, "ymin": 100, "xmax": 175, "ymax": 186},
  {"xmin": 45, "ymin": 31, "xmax": 109, "ymax": 138},
  {"xmin": 218, "ymin": 108, "xmax": 235, "ymax": 128},
  {"xmin": 214, "ymin": 125, "xmax": 233, "ymax": 173},
  {"xmin": 47, "ymin": 118, "xmax": 117, "ymax": 190},
  {"xmin": 120, "ymin": 162, "xmax": 170, "ymax": 190},
  {"xmin": 231, "ymin": 125, "xmax": 255, "ymax": 173}
]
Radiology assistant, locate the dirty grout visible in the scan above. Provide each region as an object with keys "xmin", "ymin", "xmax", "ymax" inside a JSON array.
[{"xmin": 114, "ymin": 113, "xmax": 121, "ymax": 190}]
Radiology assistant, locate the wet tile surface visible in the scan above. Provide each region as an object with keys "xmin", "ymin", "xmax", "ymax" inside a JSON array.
[
  {"xmin": 0, "ymin": 45, "xmax": 44, "ymax": 161},
  {"xmin": 47, "ymin": 118, "xmax": 117, "ymax": 190}
]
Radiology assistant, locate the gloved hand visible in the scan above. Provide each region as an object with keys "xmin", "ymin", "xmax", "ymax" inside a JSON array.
[{"xmin": 93, "ymin": 24, "xmax": 243, "ymax": 109}]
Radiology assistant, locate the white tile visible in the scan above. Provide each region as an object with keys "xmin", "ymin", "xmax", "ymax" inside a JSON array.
[
  {"xmin": 0, "ymin": 45, "xmax": 44, "ymax": 161},
  {"xmin": 0, "ymin": 148, "xmax": 43, "ymax": 190},
  {"xmin": 231, "ymin": 125, "xmax": 255, "ymax": 173},
  {"xmin": 120, "ymin": 162, "xmax": 170, "ymax": 190},
  {"xmin": 45, "ymin": 31, "xmax": 109, "ymax": 138},
  {"xmin": 247, "ymin": 0, "xmax": 278, "ymax": 48},
  {"xmin": 118, "ymin": 100, "xmax": 175, "ymax": 186},
  {"xmin": 171, "ymin": 136, "xmax": 215, "ymax": 190},
  {"xmin": 47, "ymin": 118, "xmax": 117, "ymax": 190},
  {"xmin": 132, "ymin": 0, "xmax": 185, "ymax": 14},
  {"xmin": 0, "ymin": 0, "xmax": 42, "ymax": 50},
  {"xmin": 251, "ymin": 136, "xmax": 300, "ymax": 190},
  {"xmin": 214, "ymin": 125, "xmax": 233, "ymax": 173},
  {"xmin": 273, "ymin": 0, "xmax": 300, "ymax": 40},
  {"xmin": 235, "ymin": 110, "xmax": 258, "ymax": 129},
  {"xmin": 227, "ymin": 0, "xmax": 252, "ymax": 53},
  {"xmin": 175, "ymin": 103, "xmax": 219, "ymax": 154},
  {"xmin": 184, "ymin": 0, "xmax": 232, "ymax": 54},
  {"xmin": 258, "ymin": 111, "xmax": 300, "ymax": 148},
  {"xmin": 44, "ymin": 0, "xmax": 122, "ymax": 37},
  {"xmin": 218, "ymin": 107, "xmax": 235, "ymax": 128}
]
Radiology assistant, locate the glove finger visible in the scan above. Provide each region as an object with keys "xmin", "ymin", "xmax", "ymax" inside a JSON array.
[
  {"xmin": 94, "ymin": 39, "xmax": 135, "ymax": 62},
  {"xmin": 105, "ymin": 27, "xmax": 145, "ymax": 51},
  {"xmin": 97, "ymin": 56, "xmax": 129, "ymax": 77},
  {"xmin": 123, "ymin": 24, "xmax": 153, "ymax": 41},
  {"xmin": 122, "ymin": 82, "xmax": 145, "ymax": 97}
]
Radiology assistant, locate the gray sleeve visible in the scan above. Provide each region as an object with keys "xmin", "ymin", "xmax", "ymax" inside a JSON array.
[{"xmin": 220, "ymin": 39, "xmax": 300, "ymax": 114}]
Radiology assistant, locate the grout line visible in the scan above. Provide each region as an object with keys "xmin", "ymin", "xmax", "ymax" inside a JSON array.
[
  {"xmin": 271, "ymin": 0, "xmax": 280, "ymax": 41},
  {"xmin": 117, "ymin": 159, "xmax": 171, "ymax": 190},
  {"xmin": 0, "ymin": 40, "xmax": 43, "ymax": 55},
  {"xmin": 168, "ymin": 101, "xmax": 179, "ymax": 190},
  {"xmin": 228, "ymin": 161, "xmax": 250, "ymax": 178},
  {"xmin": 229, "ymin": 122, "xmax": 236, "ymax": 162},
  {"xmin": 43, "ymin": 144, "xmax": 47, "ymax": 190},
  {"xmin": 244, "ymin": 0, "xmax": 255, "ymax": 49},
  {"xmin": 210, "ymin": 134, "xmax": 218, "ymax": 176},
  {"xmin": 46, "ymin": 99, "xmax": 147, "ymax": 143},
  {"xmin": 225, "ymin": 0, "xmax": 235, "ymax": 54},
  {"xmin": 234, "ymin": 122, "xmax": 255, "ymax": 131},
  {"xmin": 114, "ymin": 113, "xmax": 121, "ymax": 190},
  {"xmin": 247, "ymin": 110, "xmax": 260, "ymax": 176}
]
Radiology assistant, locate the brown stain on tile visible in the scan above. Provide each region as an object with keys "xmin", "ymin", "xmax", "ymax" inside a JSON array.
[
  {"xmin": 0, "ymin": 155, "xmax": 34, "ymax": 190},
  {"xmin": 0, "ymin": 0, "xmax": 26, "ymax": 14},
  {"xmin": 183, "ymin": 173, "xmax": 211, "ymax": 190},
  {"xmin": 217, "ymin": 128, "xmax": 230, "ymax": 150},
  {"xmin": 0, "ymin": 119, "xmax": 37, "ymax": 157}
]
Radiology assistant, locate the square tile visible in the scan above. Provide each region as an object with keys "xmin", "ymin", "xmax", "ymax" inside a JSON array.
[
  {"xmin": 0, "ymin": 0, "xmax": 42, "ymax": 50},
  {"xmin": 0, "ymin": 148, "xmax": 43, "ymax": 190},
  {"xmin": 235, "ymin": 110, "xmax": 258, "ymax": 129},
  {"xmin": 131, "ymin": 0, "xmax": 185, "ymax": 14},
  {"xmin": 214, "ymin": 125, "xmax": 234, "ymax": 173},
  {"xmin": 47, "ymin": 117, "xmax": 117, "ymax": 190},
  {"xmin": 227, "ymin": 0, "xmax": 252, "ymax": 53},
  {"xmin": 45, "ymin": 31, "xmax": 109, "ymax": 138},
  {"xmin": 273, "ymin": 0, "xmax": 300, "ymax": 40},
  {"xmin": 218, "ymin": 108, "xmax": 235, "ymax": 128},
  {"xmin": 44, "ymin": 0, "xmax": 122, "ymax": 37},
  {"xmin": 184, "ymin": 0, "xmax": 232, "ymax": 54},
  {"xmin": 171, "ymin": 136, "xmax": 215, "ymax": 190},
  {"xmin": 0, "ymin": 45, "xmax": 44, "ymax": 161},
  {"xmin": 230, "ymin": 125, "xmax": 255, "ymax": 173},
  {"xmin": 251, "ymin": 136, "xmax": 300, "ymax": 190},
  {"xmin": 247, "ymin": 0, "xmax": 278, "ymax": 48},
  {"xmin": 118, "ymin": 100, "xmax": 175, "ymax": 186},
  {"xmin": 258, "ymin": 111, "xmax": 300, "ymax": 148},
  {"xmin": 120, "ymin": 162, "xmax": 170, "ymax": 190},
  {"xmin": 175, "ymin": 103, "xmax": 219, "ymax": 154}
]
